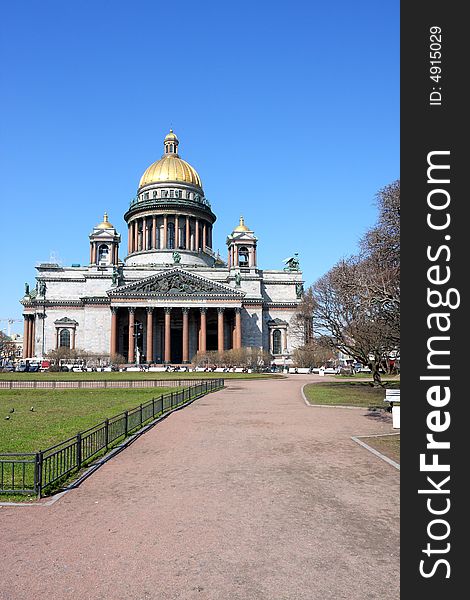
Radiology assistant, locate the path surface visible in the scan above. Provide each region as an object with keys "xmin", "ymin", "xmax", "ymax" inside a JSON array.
[{"xmin": 0, "ymin": 375, "xmax": 399, "ymax": 600}]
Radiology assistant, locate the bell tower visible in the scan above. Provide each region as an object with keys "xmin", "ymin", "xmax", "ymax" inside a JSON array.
[
  {"xmin": 226, "ymin": 216, "xmax": 258, "ymax": 271},
  {"xmin": 89, "ymin": 213, "xmax": 121, "ymax": 266}
]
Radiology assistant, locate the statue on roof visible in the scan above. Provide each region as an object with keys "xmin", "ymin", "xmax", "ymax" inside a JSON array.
[{"xmin": 283, "ymin": 253, "xmax": 300, "ymax": 271}]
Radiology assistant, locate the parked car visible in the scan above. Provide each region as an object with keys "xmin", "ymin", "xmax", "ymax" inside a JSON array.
[
  {"xmin": 16, "ymin": 360, "xmax": 40, "ymax": 372},
  {"xmin": 1, "ymin": 363, "xmax": 15, "ymax": 372}
]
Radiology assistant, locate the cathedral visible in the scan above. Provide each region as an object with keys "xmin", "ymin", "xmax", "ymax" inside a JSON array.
[{"xmin": 21, "ymin": 131, "xmax": 304, "ymax": 365}]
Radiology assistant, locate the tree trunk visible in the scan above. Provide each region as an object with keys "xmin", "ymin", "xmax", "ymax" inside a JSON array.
[{"xmin": 369, "ymin": 361, "xmax": 383, "ymax": 386}]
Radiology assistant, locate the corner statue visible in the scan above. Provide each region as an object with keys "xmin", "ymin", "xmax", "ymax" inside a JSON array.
[
  {"xmin": 283, "ymin": 253, "xmax": 300, "ymax": 271},
  {"xmin": 173, "ymin": 251, "xmax": 181, "ymax": 264}
]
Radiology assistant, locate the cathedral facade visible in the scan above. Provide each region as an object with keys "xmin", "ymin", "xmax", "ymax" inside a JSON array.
[{"xmin": 21, "ymin": 131, "xmax": 304, "ymax": 364}]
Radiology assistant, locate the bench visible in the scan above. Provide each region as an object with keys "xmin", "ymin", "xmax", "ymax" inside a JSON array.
[
  {"xmin": 384, "ymin": 389, "xmax": 400, "ymax": 407},
  {"xmin": 384, "ymin": 389, "xmax": 400, "ymax": 429}
]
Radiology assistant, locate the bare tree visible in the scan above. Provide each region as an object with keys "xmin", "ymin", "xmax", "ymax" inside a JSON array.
[
  {"xmin": 297, "ymin": 181, "xmax": 400, "ymax": 385},
  {"xmin": 310, "ymin": 258, "xmax": 396, "ymax": 384},
  {"xmin": 359, "ymin": 180, "xmax": 400, "ymax": 345}
]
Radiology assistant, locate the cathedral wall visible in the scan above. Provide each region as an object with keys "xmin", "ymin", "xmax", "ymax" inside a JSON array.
[
  {"xmin": 79, "ymin": 307, "xmax": 111, "ymax": 354},
  {"xmin": 263, "ymin": 308, "xmax": 305, "ymax": 354},
  {"xmin": 262, "ymin": 281, "xmax": 299, "ymax": 302},
  {"xmin": 240, "ymin": 306, "xmax": 263, "ymax": 348},
  {"xmin": 239, "ymin": 277, "xmax": 262, "ymax": 297}
]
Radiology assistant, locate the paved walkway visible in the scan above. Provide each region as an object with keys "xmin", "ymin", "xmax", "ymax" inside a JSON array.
[{"xmin": 0, "ymin": 375, "xmax": 399, "ymax": 600}]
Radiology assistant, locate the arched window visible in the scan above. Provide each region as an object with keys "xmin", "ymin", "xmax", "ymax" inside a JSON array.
[
  {"xmin": 59, "ymin": 329, "xmax": 71, "ymax": 348},
  {"xmin": 239, "ymin": 247, "xmax": 249, "ymax": 265},
  {"xmin": 98, "ymin": 244, "xmax": 109, "ymax": 262},
  {"xmin": 167, "ymin": 222, "xmax": 175, "ymax": 249},
  {"xmin": 272, "ymin": 329, "xmax": 282, "ymax": 355}
]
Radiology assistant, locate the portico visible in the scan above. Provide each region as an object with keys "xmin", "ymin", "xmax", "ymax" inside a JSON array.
[
  {"xmin": 109, "ymin": 304, "xmax": 242, "ymax": 364},
  {"xmin": 108, "ymin": 267, "xmax": 244, "ymax": 363}
]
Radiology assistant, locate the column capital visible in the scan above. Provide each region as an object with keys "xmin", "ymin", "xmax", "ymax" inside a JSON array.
[
  {"xmin": 111, "ymin": 306, "xmax": 118, "ymax": 315},
  {"xmin": 129, "ymin": 307, "xmax": 136, "ymax": 314},
  {"xmin": 164, "ymin": 306, "xmax": 172, "ymax": 314},
  {"xmin": 182, "ymin": 307, "xmax": 190, "ymax": 314},
  {"xmin": 199, "ymin": 307, "xmax": 208, "ymax": 314},
  {"xmin": 234, "ymin": 307, "xmax": 242, "ymax": 314},
  {"xmin": 217, "ymin": 307, "xmax": 225, "ymax": 314},
  {"xmin": 146, "ymin": 306, "xmax": 154, "ymax": 314}
]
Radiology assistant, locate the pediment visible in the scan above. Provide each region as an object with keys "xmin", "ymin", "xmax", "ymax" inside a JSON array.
[
  {"xmin": 89, "ymin": 230, "xmax": 118, "ymax": 239},
  {"xmin": 108, "ymin": 268, "xmax": 245, "ymax": 299},
  {"xmin": 267, "ymin": 318, "xmax": 288, "ymax": 326}
]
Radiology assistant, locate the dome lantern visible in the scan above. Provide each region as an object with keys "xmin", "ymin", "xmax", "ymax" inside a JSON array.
[
  {"xmin": 233, "ymin": 216, "xmax": 250, "ymax": 232},
  {"xmin": 96, "ymin": 212, "xmax": 114, "ymax": 230},
  {"xmin": 164, "ymin": 129, "xmax": 179, "ymax": 155}
]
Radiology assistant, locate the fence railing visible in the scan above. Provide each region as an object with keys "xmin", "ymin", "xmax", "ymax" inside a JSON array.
[
  {"xmin": 0, "ymin": 378, "xmax": 215, "ymax": 390},
  {"xmin": 0, "ymin": 379, "xmax": 224, "ymax": 497}
]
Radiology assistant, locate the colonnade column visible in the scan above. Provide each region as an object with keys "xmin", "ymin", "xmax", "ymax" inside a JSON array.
[
  {"xmin": 23, "ymin": 315, "xmax": 29, "ymax": 358},
  {"xmin": 202, "ymin": 224, "xmax": 207, "ymax": 250},
  {"xmin": 152, "ymin": 216, "xmax": 157, "ymax": 249},
  {"xmin": 146, "ymin": 308, "xmax": 153, "ymax": 364},
  {"xmin": 110, "ymin": 307, "xmax": 118, "ymax": 356},
  {"xmin": 235, "ymin": 308, "xmax": 242, "ymax": 349},
  {"xmin": 200, "ymin": 308, "xmax": 207, "ymax": 352},
  {"xmin": 186, "ymin": 217, "xmax": 190, "ymax": 250},
  {"xmin": 163, "ymin": 216, "xmax": 168, "ymax": 249},
  {"xmin": 143, "ymin": 217, "xmax": 148, "ymax": 251},
  {"xmin": 182, "ymin": 308, "xmax": 189, "ymax": 363},
  {"xmin": 195, "ymin": 219, "xmax": 200, "ymax": 251},
  {"xmin": 133, "ymin": 220, "xmax": 138, "ymax": 253},
  {"xmin": 217, "ymin": 308, "xmax": 225, "ymax": 352},
  {"xmin": 128, "ymin": 308, "xmax": 135, "ymax": 364},
  {"xmin": 175, "ymin": 215, "xmax": 179, "ymax": 249},
  {"xmin": 164, "ymin": 307, "xmax": 172, "ymax": 363}
]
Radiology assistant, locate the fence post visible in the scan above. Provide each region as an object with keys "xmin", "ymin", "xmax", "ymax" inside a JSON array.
[
  {"xmin": 152, "ymin": 397, "xmax": 155, "ymax": 418},
  {"xmin": 77, "ymin": 433, "xmax": 82, "ymax": 470},
  {"xmin": 140, "ymin": 404, "xmax": 143, "ymax": 427},
  {"xmin": 105, "ymin": 419, "xmax": 109, "ymax": 450},
  {"xmin": 170, "ymin": 392, "xmax": 173, "ymax": 409},
  {"xmin": 35, "ymin": 451, "xmax": 43, "ymax": 498},
  {"xmin": 124, "ymin": 411, "xmax": 129, "ymax": 438}
]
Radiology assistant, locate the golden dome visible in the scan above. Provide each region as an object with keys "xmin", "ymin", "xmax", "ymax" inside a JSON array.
[
  {"xmin": 139, "ymin": 130, "xmax": 202, "ymax": 190},
  {"xmin": 139, "ymin": 155, "xmax": 202, "ymax": 188},
  {"xmin": 233, "ymin": 216, "xmax": 250, "ymax": 232},
  {"xmin": 96, "ymin": 212, "xmax": 114, "ymax": 229}
]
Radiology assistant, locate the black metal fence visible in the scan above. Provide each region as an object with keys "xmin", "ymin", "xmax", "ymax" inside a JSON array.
[{"xmin": 0, "ymin": 379, "xmax": 224, "ymax": 497}]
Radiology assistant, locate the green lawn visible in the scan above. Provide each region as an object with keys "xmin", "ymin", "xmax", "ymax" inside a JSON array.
[
  {"xmin": 304, "ymin": 380, "xmax": 399, "ymax": 408},
  {"xmin": 0, "ymin": 371, "xmax": 282, "ymax": 381},
  {"xmin": 0, "ymin": 387, "xmax": 179, "ymax": 453},
  {"xmin": 362, "ymin": 434, "xmax": 400, "ymax": 463}
]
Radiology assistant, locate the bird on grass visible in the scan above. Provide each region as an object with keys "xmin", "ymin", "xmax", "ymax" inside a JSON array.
[
  {"xmin": 9, "ymin": 408, "xmax": 14, "ymax": 413},
  {"xmin": 30, "ymin": 407, "xmax": 34, "ymax": 412},
  {"xmin": 5, "ymin": 415, "xmax": 10, "ymax": 420}
]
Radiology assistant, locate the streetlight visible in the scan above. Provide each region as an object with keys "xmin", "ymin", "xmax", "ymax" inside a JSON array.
[{"xmin": 133, "ymin": 321, "xmax": 143, "ymax": 364}]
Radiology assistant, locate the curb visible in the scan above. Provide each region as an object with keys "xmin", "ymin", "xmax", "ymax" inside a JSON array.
[{"xmin": 351, "ymin": 434, "xmax": 400, "ymax": 470}]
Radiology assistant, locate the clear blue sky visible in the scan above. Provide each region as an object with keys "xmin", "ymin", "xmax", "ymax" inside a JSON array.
[{"xmin": 0, "ymin": 0, "xmax": 399, "ymax": 335}]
